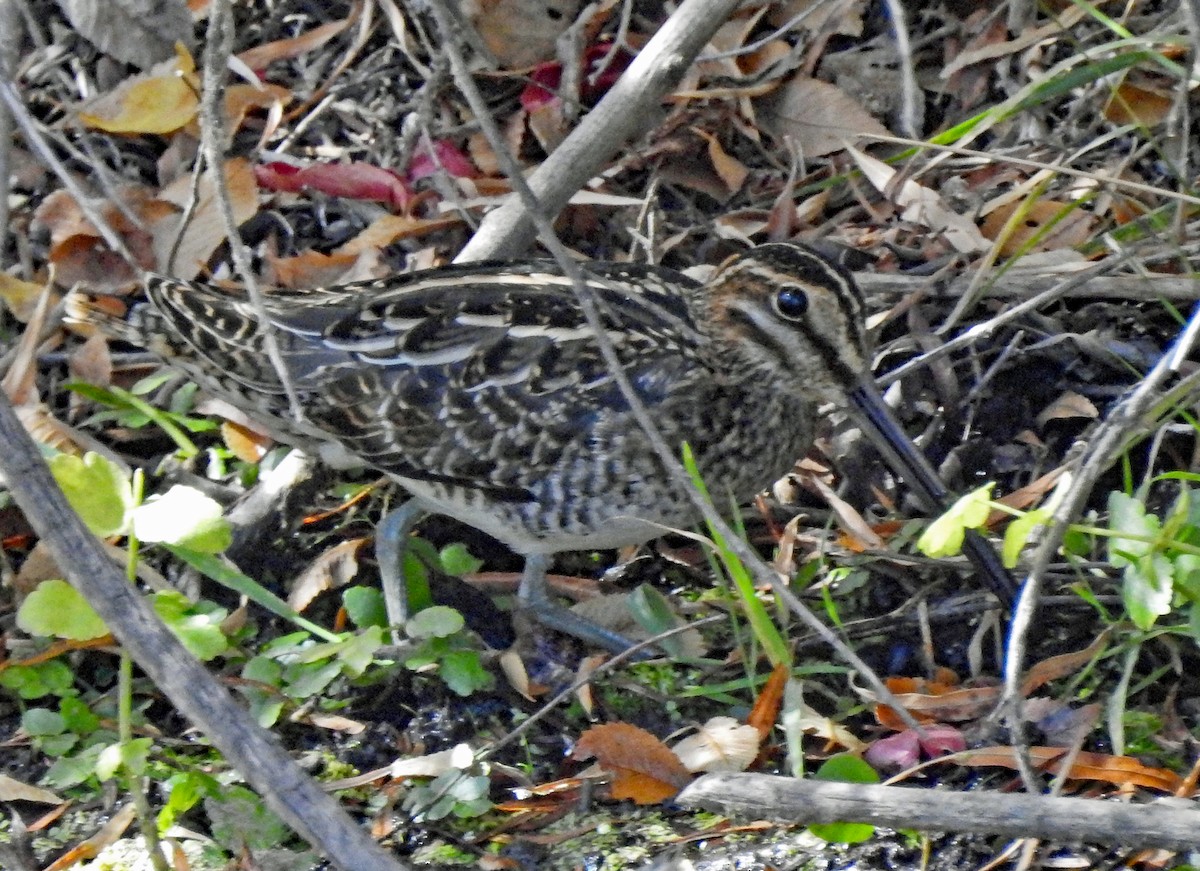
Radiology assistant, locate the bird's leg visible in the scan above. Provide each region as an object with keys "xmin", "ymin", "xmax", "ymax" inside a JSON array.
[
  {"xmin": 376, "ymin": 499, "xmax": 428, "ymax": 644},
  {"xmin": 380, "ymin": 507, "xmax": 650, "ymax": 655},
  {"xmin": 517, "ymin": 553, "xmax": 651, "ymax": 656}
]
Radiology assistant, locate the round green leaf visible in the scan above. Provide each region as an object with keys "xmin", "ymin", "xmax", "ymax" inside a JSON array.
[{"xmin": 17, "ymin": 579, "xmax": 108, "ymax": 640}]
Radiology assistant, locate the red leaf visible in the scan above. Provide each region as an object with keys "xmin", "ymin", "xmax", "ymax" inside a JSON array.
[{"xmin": 254, "ymin": 161, "xmax": 411, "ymax": 210}]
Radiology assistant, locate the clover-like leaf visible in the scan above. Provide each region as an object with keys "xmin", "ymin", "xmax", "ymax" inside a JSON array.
[
  {"xmin": 48, "ymin": 452, "xmax": 134, "ymax": 538},
  {"xmin": 917, "ymin": 483, "xmax": 994, "ymax": 558}
]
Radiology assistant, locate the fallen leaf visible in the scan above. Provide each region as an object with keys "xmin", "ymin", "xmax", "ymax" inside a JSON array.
[
  {"xmin": 287, "ymin": 539, "xmax": 367, "ymax": 612},
  {"xmin": 1104, "ymin": 79, "xmax": 1173, "ymax": 127},
  {"xmin": 1036, "ymin": 391, "xmax": 1100, "ymax": 428},
  {"xmin": 760, "ymin": 77, "xmax": 891, "ymax": 158},
  {"xmin": 223, "ymin": 82, "xmax": 292, "ymax": 133},
  {"xmin": 78, "ymin": 44, "xmax": 200, "ymax": 134},
  {"xmin": 236, "ymin": 15, "xmax": 354, "ymax": 70},
  {"xmin": 694, "ymin": 128, "xmax": 750, "ymax": 193},
  {"xmin": 153, "ymin": 157, "xmax": 259, "ymax": 277},
  {"xmin": 747, "ymin": 662, "xmax": 789, "ymax": 740},
  {"xmin": 463, "ymin": 0, "xmax": 583, "ymax": 68},
  {"xmin": 221, "ymin": 420, "xmax": 271, "ymax": 463},
  {"xmin": 959, "ymin": 746, "xmax": 1182, "ymax": 792},
  {"xmin": 979, "ymin": 199, "xmax": 1097, "ymax": 255},
  {"xmin": 59, "ymin": 0, "xmax": 193, "ymax": 70},
  {"xmin": 32, "ymin": 187, "xmax": 161, "ymax": 288},
  {"xmin": 574, "ymin": 722, "xmax": 692, "ymax": 804},
  {"xmin": 0, "ymin": 274, "xmax": 54, "ymax": 322},
  {"xmin": 0, "ymin": 773, "xmax": 63, "ymax": 804},
  {"xmin": 255, "ymin": 161, "xmax": 411, "ymax": 211},
  {"xmin": 847, "ymin": 145, "xmax": 990, "ymax": 253},
  {"xmin": 672, "ymin": 717, "xmax": 760, "ymax": 773}
]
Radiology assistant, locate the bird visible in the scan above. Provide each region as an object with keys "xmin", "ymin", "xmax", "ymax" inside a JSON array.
[{"xmin": 67, "ymin": 243, "xmax": 1014, "ymax": 652}]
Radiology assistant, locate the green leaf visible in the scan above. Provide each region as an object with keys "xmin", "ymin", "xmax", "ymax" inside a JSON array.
[
  {"xmin": 809, "ymin": 753, "xmax": 879, "ymax": 843},
  {"xmin": 1002, "ymin": 508, "xmax": 1050, "ymax": 568},
  {"xmin": 133, "ymin": 485, "xmax": 232, "ymax": 553},
  {"xmin": 0, "ymin": 660, "xmax": 75, "ymax": 699},
  {"xmin": 336, "ymin": 626, "xmax": 384, "ymax": 676},
  {"xmin": 165, "ymin": 546, "xmax": 340, "ymax": 642},
  {"xmin": 682, "ymin": 443, "xmax": 791, "ymax": 667},
  {"xmin": 343, "ymin": 586, "xmax": 388, "ymax": 628},
  {"xmin": 916, "ymin": 483, "xmax": 994, "ymax": 558},
  {"xmin": 407, "ymin": 605, "xmax": 465, "ymax": 640},
  {"xmin": 239, "ymin": 656, "xmax": 285, "ymax": 728},
  {"xmin": 96, "ymin": 737, "xmax": 152, "ymax": 780},
  {"xmin": 152, "ymin": 591, "xmax": 230, "ymax": 660},
  {"xmin": 628, "ymin": 584, "xmax": 691, "ymax": 660},
  {"xmin": 438, "ymin": 649, "xmax": 494, "ymax": 696},
  {"xmin": 44, "ymin": 743, "xmax": 104, "ymax": 788},
  {"xmin": 17, "ymin": 579, "xmax": 109, "ymax": 640},
  {"xmin": 1107, "ymin": 491, "xmax": 1157, "ymax": 564},
  {"xmin": 439, "ymin": 542, "xmax": 483, "ymax": 576},
  {"xmin": 1122, "ymin": 553, "xmax": 1173, "ymax": 631},
  {"xmin": 21, "ymin": 707, "xmax": 66, "ymax": 737},
  {"xmin": 66, "ymin": 381, "xmax": 201, "ymax": 455},
  {"xmin": 47, "ymin": 451, "xmax": 133, "ymax": 537},
  {"xmin": 60, "ymin": 696, "xmax": 101, "ymax": 735}
]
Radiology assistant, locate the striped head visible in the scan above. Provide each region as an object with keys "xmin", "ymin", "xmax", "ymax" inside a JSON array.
[{"xmin": 704, "ymin": 242, "xmax": 870, "ymax": 401}]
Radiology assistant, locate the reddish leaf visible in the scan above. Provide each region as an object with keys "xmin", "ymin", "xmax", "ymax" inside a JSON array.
[
  {"xmin": 959, "ymin": 746, "xmax": 1183, "ymax": 792},
  {"xmin": 865, "ymin": 729, "xmax": 920, "ymax": 770},
  {"xmin": 746, "ymin": 662, "xmax": 788, "ymax": 740},
  {"xmin": 254, "ymin": 161, "xmax": 412, "ymax": 211},
  {"xmin": 407, "ymin": 140, "xmax": 478, "ymax": 181},
  {"xmin": 574, "ymin": 722, "xmax": 692, "ymax": 804},
  {"xmin": 519, "ymin": 44, "xmax": 633, "ymax": 111}
]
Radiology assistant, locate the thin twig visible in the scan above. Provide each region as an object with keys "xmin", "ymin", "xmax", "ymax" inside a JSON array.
[{"xmin": 197, "ymin": 0, "xmax": 304, "ymax": 422}]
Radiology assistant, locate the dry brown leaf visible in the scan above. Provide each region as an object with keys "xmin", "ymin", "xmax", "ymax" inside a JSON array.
[
  {"xmin": 462, "ymin": 0, "xmax": 582, "ymax": 68},
  {"xmin": 153, "ymin": 157, "xmax": 259, "ymax": 277},
  {"xmin": 760, "ymin": 77, "xmax": 891, "ymax": 158},
  {"xmin": 940, "ymin": 6, "xmax": 1087, "ymax": 79},
  {"xmin": 41, "ymin": 802, "xmax": 137, "ymax": 871},
  {"xmin": 766, "ymin": 0, "xmax": 863, "ymax": 37},
  {"xmin": 0, "ymin": 274, "xmax": 54, "ymax": 322},
  {"xmin": 287, "ymin": 538, "xmax": 366, "ymax": 612},
  {"xmin": 1104, "ymin": 80, "xmax": 1174, "ymax": 127},
  {"xmin": 1036, "ymin": 391, "xmax": 1100, "ymax": 428},
  {"xmin": 694, "ymin": 128, "xmax": 750, "ymax": 194},
  {"xmin": 32, "ymin": 188, "xmax": 160, "ymax": 288},
  {"xmin": 0, "ymin": 773, "xmax": 62, "ymax": 805},
  {"xmin": 499, "ymin": 648, "xmax": 540, "ymax": 701},
  {"xmin": 59, "ymin": 0, "xmax": 193, "ymax": 70},
  {"xmin": 13, "ymin": 541, "xmax": 62, "ymax": 596},
  {"xmin": 979, "ymin": 199, "xmax": 1097, "ymax": 255},
  {"xmin": 847, "ymin": 145, "xmax": 990, "ymax": 252},
  {"xmin": 78, "ymin": 44, "xmax": 199, "ymax": 134},
  {"xmin": 747, "ymin": 662, "xmax": 789, "ymax": 740},
  {"xmin": 1020, "ymin": 630, "xmax": 1111, "ymax": 696},
  {"xmin": 803, "ymin": 468, "xmax": 885, "ymax": 550},
  {"xmin": 958, "ymin": 746, "xmax": 1183, "ymax": 792},
  {"xmin": 335, "ymin": 213, "xmax": 466, "ymax": 255},
  {"xmin": 305, "ymin": 712, "xmax": 367, "ymax": 734},
  {"xmin": 268, "ymin": 249, "xmax": 362, "ymax": 289},
  {"xmin": 224, "ymin": 82, "xmax": 292, "ymax": 133},
  {"xmin": 574, "ymin": 722, "xmax": 692, "ymax": 804},
  {"xmin": 672, "ymin": 717, "xmax": 760, "ymax": 773},
  {"xmin": 236, "ymin": 15, "xmax": 354, "ymax": 70}
]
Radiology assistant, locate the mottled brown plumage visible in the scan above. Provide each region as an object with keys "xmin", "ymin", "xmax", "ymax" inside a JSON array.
[{"xmin": 70, "ymin": 243, "xmax": 1011, "ymax": 651}]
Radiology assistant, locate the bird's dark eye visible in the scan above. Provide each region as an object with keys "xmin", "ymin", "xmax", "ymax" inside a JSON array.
[{"xmin": 774, "ymin": 287, "xmax": 809, "ymax": 320}]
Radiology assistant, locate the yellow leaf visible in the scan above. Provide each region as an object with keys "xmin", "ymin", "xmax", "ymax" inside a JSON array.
[{"xmin": 78, "ymin": 44, "xmax": 198, "ymax": 134}]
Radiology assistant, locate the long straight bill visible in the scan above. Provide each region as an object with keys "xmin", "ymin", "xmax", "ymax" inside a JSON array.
[{"xmin": 849, "ymin": 380, "xmax": 1017, "ymax": 604}]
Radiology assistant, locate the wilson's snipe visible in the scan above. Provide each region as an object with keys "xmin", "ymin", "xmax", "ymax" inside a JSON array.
[{"xmin": 69, "ymin": 243, "xmax": 1013, "ymax": 650}]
